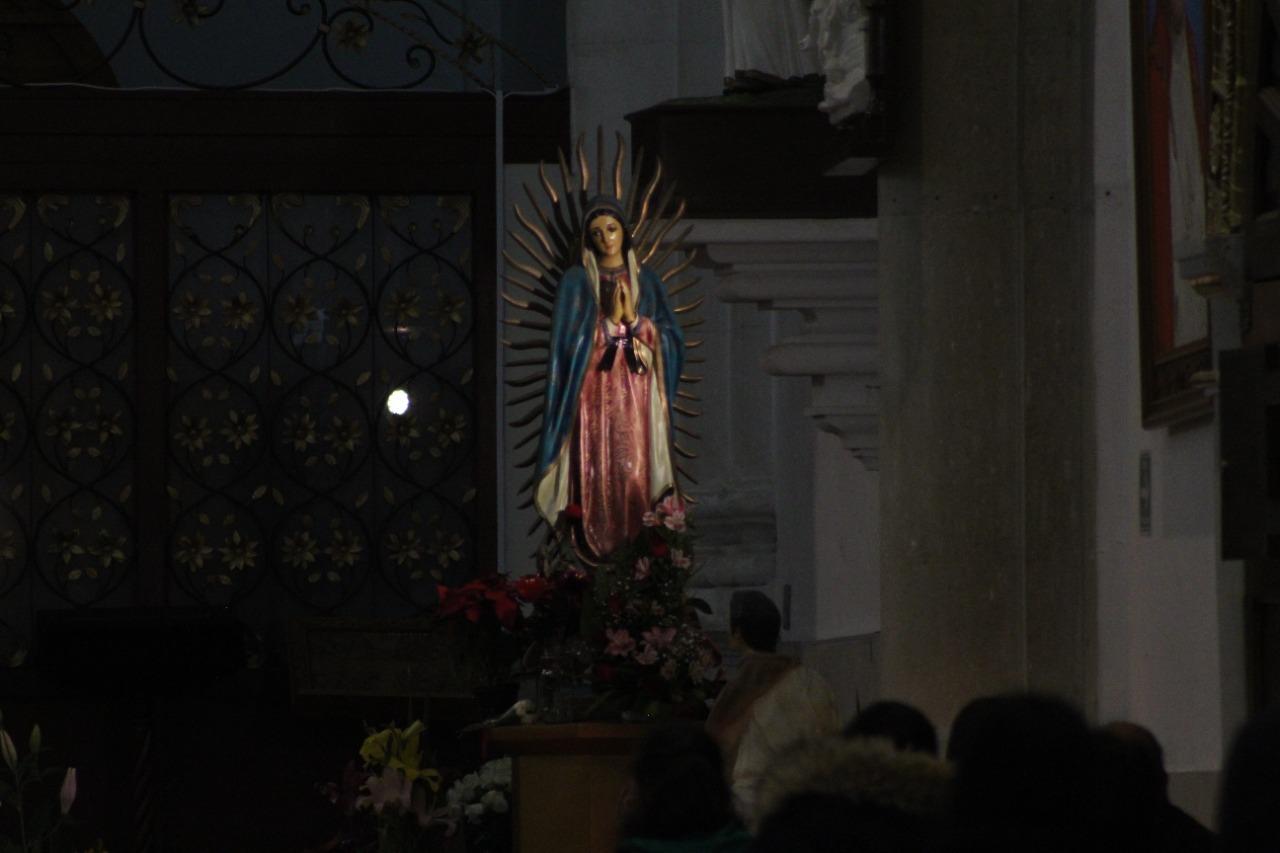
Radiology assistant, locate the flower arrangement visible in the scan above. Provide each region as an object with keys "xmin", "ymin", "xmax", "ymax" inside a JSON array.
[
  {"xmin": 0, "ymin": 710, "xmax": 77, "ymax": 853},
  {"xmin": 319, "ymin": 720, "xmax": 448, "ymax": 853},
  {"xmin": 444, "ymin": 757, "xmax": 512, "ymax": 853},
  {"xmin": 585, "ymin": 496, "xmax": 721, "ymax": 716}
]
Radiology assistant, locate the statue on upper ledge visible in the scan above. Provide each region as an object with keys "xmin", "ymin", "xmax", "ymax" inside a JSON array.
[
  {"xmin": 502, "ymin": 132, "xmax": 703, "ymax": 564},
  {"xmin": 721, "ymin": 0, "xmax": 821, "ymax": 93}
]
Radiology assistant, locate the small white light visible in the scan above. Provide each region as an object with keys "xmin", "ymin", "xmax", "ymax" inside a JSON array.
[{"xmin": 386, "ymin": 388, "xmax": 410, "ymax": 415}]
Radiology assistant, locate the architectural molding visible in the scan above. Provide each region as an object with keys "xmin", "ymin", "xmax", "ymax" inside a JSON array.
[{"xmin": 689, "ymin": 218, "xmax": 881, "ymax": 468}]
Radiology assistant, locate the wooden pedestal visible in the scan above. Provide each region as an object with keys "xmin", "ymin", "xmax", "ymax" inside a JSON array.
[{"xmin": 485, "ymin": 723, "xmax": 649, "ymax": 853}]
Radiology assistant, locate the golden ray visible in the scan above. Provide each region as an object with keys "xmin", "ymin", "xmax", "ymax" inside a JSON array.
[
  {"xmin": 641, "ymin": 199, "xmax": 687, "ymax": 265},
  {"xmin": 505, "ymin": 371, "xmax": 548, "ymax": 388},
  {"xmin": 676, "ymin": 464, "xmax": 698, "ymax": 485},
  {"xmin": 613, "ymin": 131, "xmax": 626, "ymax": 200},
  {"xmin": 596, "ymin": 126, "xmax": 605, "ymax": 195},
  {"xmin": 537, "ymin": 161, "xmax": 559, "ymax": 204},
  {"xmin": 503, "ymin": 275, "xmax": 554, "ymax": 305},
  {"xmin": 679, "ymin": 373, "xmax": 703, "ymax": 383},
  {"xmin": 511, "ymin": 230, "xmax": 559, "ymax": 275},
  {"xmin": 513, "ymin": 429, "xmax": 539, "ymax": 450},
  {"xmin": 513, "ymin": 202, "xmax": 556, "ymax": 260},
  {"xmin": 673, "ymin": 403, "xmax": 702, "ymax": 418},
  {"xmin": 625, "ymin": 146, "xmax": 645, "ymax": 223},
  {"xmin": 503, "ymin": 317, "xmax": 551, "ymax": 332},
  {"xmin": 676, "ymin": 390, "xmax": 701, "ymax": 402},
  {"xmin": 576, "ymin": 132, "xmax": 590, "ymax": 194},
  {"xmin": 507, "ymin": 355, "xmax": 549, "ymax": 368},
  {"xmin": 510, "ymin": 405, "xmax": 545, "ymax": 428},
  {"xmin": 557, "ymin": 150, "xmax": 581, "ymax": 237},
  {"xmin": 634, "ymin": 161, "xmax": 663, "ymax": 233},
  {"xmin": 676, "ymin": 424, "xmax": 701, "ymax": 439},
  {"xmin": 679, "ymin": 317, "xmax": 705, "ymax": 331},
  {"xmin": 503, "ymin": 338, "xmax": 549, "ymax": 351},
  {"xmin": 502, "ymin": 251, "xmax": 548, "ymax": 284},
  {"xmin": 507, "ymin": 387, "xmax": 546, "ymax": 406},
  {"xmin": 635, "ymin": 182, "xmax": 678, "ymax": 250},
  {"xmin": 685, "ymin": 340, "xmax": 704, "ymax": 350},
  {"xmin": 668, "ymin": 276, "xmax": 702, "ymax": 298},
  {"xmin": 673, "ymin": 296, "xmax": 705, "ymax": 315},
  {"xmin": 523, "ymin": 184, "xmax": 569, "ymax": 257},
  {"xmin": 514, "ymin": 451, "xmax": 537, "ymax": 469},
  {"xmin": 500, "ymin": 292, "xmax": 552, "ymax": 318},
  {"xmin": 674, "ymin": 443, "xmax": 699, "ymax": 459},
  {"xmin": 660, "ymin": 251, "xmax": 697, "ymax": 283},
  {"xmin": 651, "ymin": 227, "xmax": 695, "ymax": 271}
]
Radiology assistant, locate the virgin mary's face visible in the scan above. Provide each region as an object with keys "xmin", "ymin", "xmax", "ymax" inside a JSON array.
[{"xmin": 588, "ymin": 213, "xmax": 624, "ymax": 262}]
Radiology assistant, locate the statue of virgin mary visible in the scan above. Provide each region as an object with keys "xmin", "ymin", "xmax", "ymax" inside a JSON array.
[{"xmin": 533, "ymin": 195, "xmax": 685, "ymax": 562}]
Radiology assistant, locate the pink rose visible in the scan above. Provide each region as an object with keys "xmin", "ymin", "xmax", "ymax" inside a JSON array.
[
  {"xmin": 633, "ymin": 644, "xmax": 659, "ymax": 666},
  {"xmin": 670, "ymin": 549, "xmax": 691, "ymax": 570},
  {"xmin": 605, "ymin": 628, "xmax": 636, "ymax": 657},
  {"xmin": 633, "ymin": 557, "xmax": 651, "ymax": 581},
  {"xmin": 658, "ymin": 495, "xmax": 685, "ymax": 517},
  {"xmin": 663, "ymin": 510, "xmax": 687, "ymax": 532},
  {"xmin": 642, "ymin": 626, "xmax": 678, "ymax": 649}
]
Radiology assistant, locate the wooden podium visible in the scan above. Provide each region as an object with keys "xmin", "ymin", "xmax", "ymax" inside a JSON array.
[{"xmin": 485, "ymin": 723, "xmax": 649, "ymax": 853}]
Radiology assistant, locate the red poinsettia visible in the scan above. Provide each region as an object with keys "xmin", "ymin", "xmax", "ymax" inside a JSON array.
[
  {"xmin": 513, "ymin": 574, "xmax": 552, "ymax": 603},
  {"xmin": 436, "ymin": 576, "xmax": 519, "ymax": 631}
]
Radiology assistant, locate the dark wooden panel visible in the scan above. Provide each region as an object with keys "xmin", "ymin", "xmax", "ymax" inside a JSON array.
[{"xmin": 627, "ymin": 91, "xmax": 881, "ymax": 219}]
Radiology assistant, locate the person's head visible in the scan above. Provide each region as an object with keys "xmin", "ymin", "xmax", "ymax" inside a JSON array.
[
  {"xmin": 619, "ymin": 723, "xmax": 735, "ymax": 840},
  {"xmin": 947, "ymin": 693, "xmax": 1096, "ymax": 852},
  {"xmin": 845, "ymin": 700, "xmax": 939, "ymax": 756},
  {"xmin": 752, "ymin": 793, "xmax": 937, "ymax": 853},
  {"xmin": 1219, "ymin": 707, "xmax": 1280, "ymax": 853},
  {"xmin": 1091, "ymin": 721, "xmax": 1170, "ymax": 842},
  {"xmin": 729, "ymin": 590, "xmax": 781, "ymax": 653},
  {"xmin": 581, "ymin": 195, "xmax": 630, "ymax": 265},
  {"xmin": 752, "ymin": 737, "xmax": 950, "ymax": 853}
]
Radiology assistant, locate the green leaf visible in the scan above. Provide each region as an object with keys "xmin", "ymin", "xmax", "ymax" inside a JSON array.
[{"xmin": 43, "ymin": 242, "xmax": 53, "ymax": 262}]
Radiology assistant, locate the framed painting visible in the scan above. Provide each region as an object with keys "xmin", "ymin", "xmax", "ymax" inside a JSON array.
[{"xmin": 1131, "ymin": 0, "xmax": 1215, "ymax": 426}]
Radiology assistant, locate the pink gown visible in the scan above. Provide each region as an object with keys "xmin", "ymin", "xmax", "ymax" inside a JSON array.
[{"xmin": 570, "ymin": 269, "xmax": 659, "ymax": 561}]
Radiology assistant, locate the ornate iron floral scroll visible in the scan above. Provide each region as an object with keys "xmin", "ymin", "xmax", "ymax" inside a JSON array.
[
  {"xmin": 167, "ymin": 193, "xmax": 475, "ymax": 613},
  {"xmin": 0, "ymin": 194, "xmax": 137, "ymax": 608},
  {"xmin": 0, "ymin": 0, "xmax": 553, "ymax": 91}
]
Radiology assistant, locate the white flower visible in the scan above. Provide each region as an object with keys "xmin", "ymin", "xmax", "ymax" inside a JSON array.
[
  {"xmin": 481, "ymin": 789, "xmax": 509, "ymax": 814},
  {"xmin": 465, "ymin": 802, "xmax": 486, "ymax": 822}
]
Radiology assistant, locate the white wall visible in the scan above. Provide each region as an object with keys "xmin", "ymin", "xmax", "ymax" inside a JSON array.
[{"xmin": 1091, "ymin": 0, "xmax": 1247, "ymax": 781}]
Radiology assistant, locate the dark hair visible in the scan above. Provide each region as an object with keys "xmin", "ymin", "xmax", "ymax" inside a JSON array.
[
  {"xmin": 752, "ymin": 793, "xmax": 941, "ymax": 853},
  {"xmin": 581, "ymin": 194, "xmax": 632, "ymax": 260},
  {"xmin": 729, "ymin": 590, "xmax": 781, "ymax": 653},
  {"xmin": 620, "ymin": 723, "xmax": 735, "ymax": 841},
  {"xmin": 845, "ymin": 700, "xmax": 939, "ymax": 756},
  {"xmin": 947, "ymin": 693, "xmax": 1096, "ymax": 853},
  {"xmin": 1220, "ymin": 707, "xmax": 1280, "ymax": 853}
]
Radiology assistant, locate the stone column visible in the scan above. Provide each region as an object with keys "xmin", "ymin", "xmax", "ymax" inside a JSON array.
[{"xmin": 878, "ymin": 1, "xmax": 1096, "ymax": 729}]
